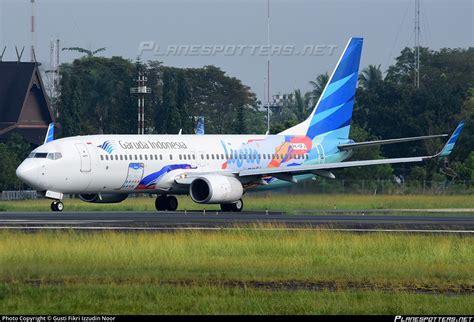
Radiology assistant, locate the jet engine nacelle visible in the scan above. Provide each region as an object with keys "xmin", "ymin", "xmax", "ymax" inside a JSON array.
[
  {"xmin": 79, "ymin": 193, "xmax": 128, "ymax": 204},
  {"xmin": 189, "ymin": 175, "xmax": 243, "ymax": 204}
]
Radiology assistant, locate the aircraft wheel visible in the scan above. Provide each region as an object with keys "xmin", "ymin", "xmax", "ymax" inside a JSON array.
[
  {"xmin": 230, "ymin": 199, "xmax": 244, "ymax": 212},
  {"xmin": 51, "ymin": 201, "xmax": 64, "ymax": 212},
  {"xmin": 167, "ymin": 196, "xmax": 178, "ymax": 211},
  {"xmin": 155, "ymin": 195, "xmax": 168, "ymax": 211},
  {"xmin": 220, "ymin": 203, "xmax": 232, "ymax": 212},
  {"xmin": 56, "ymin": 201, "xmax": 64, "ymax": 212}
]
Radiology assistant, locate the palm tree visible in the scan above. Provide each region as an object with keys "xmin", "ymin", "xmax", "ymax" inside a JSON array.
[
  {"xmin": 359, "ymin": 64, "xmax": 383, "ymax": 90},
  {"xmin": 62, "ymin": 47, "xmax": 106, "ymax": 57},
  {"xmin": 309, "ymin": 72, "xmax": 329, "ymax": 103}
]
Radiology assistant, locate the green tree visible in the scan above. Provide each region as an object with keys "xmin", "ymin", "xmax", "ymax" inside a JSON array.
[
  {"xmin": 161, "ymin": 69, "xmax": 181, "ymax": 134},
  {"xmin": 58, "ymin": 56, "xmax": 136, "ymax": 136},
  {"xmin": 309, "ymin": 72, "xmax": 329, "ymax": 104},
  {"xmin": 359, "ymin": 64, "xmax": 383, "ymax": 90}
]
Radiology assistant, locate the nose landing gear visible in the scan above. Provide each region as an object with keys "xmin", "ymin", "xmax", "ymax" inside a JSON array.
[
  {"xmin": 51, "ymin": 200, "xmax": 64, "ymax": 212},
  {"xmin": 155, "ymin": 195, "xmax": 178, "ymax": 211}
]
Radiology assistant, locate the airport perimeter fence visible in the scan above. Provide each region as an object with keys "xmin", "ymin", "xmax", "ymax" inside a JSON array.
[
  {"xmin": 1, "ymin": 179, "xmax": 473, "ymax": 201},
  {"xmin": 277, "ymin": 179, "xmax": 474, "ymax": 195}
]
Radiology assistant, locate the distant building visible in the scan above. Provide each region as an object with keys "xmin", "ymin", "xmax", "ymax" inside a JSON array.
[
  {"xmin": 0, "ymin": 62, "xmax": 55, "ymax": 145},
  {"xmin": 271, "ymin": 93, "xmax": 295, "ymax": 109}
]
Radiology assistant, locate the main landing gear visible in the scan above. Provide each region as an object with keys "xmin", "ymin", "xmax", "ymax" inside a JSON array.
[
  {"xmin": 155, "ymin": 195, "xmax": 178, "ymax": 211},
  {"xmin": 220, "ymin": 199, "xmax": 244, "ymax": 212},
  {"xmin": 51, "ymin": 200, "xmax": 64, "ymax": 212}
]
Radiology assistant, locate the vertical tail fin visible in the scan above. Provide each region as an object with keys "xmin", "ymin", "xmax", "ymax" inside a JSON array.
[
  {"xmin": 280, "ymin": 37, "xmax": 363, "ymax": 140},
  {"xmin": 43, "ymin": 123, "xmax": 54, "ymax": 144}
]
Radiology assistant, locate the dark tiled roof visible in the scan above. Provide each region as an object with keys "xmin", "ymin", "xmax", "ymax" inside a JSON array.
[{"xmin": 0, "ymin": 62, "xmax": 36, "ymax": 122}]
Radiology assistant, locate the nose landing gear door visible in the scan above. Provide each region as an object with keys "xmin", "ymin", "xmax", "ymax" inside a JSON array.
[
  {"xmin": 120, "ymin": 163, "xmax": 144, "ymax": 190},
  {"xmin": 75, "ymin": 143, "xmax": 91, "ymax": 172}
]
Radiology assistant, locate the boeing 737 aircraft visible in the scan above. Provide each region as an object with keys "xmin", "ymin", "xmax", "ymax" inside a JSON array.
[{"xmin": 16, "ymin": 37, "xmax": 464, "ymax": 212}]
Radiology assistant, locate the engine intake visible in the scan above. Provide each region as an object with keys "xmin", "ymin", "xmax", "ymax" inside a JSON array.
[
  {"xmin": 79, "ymin": 193, "xmax": 128, "ymax": 204},
  {"xmin": 190, "ymin": 175, "xmax": 243, "ymax": 204}
]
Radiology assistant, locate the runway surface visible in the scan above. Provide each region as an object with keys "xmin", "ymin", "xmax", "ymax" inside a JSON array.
[{"xmin": 0, "ymin": 210, "xmax": 473, "ymax": 233}]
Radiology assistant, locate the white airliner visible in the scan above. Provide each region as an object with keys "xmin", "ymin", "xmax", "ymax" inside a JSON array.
[{"xmin": 16, "ymin": 38, "xmax": 464, "ymax": 212}]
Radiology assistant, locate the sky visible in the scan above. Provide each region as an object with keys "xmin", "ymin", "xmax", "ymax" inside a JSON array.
[{"xmin": 1, "ymin": 0, "xmax": 472, "ymax": 102}]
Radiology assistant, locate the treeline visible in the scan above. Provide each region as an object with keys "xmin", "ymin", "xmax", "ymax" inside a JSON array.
[
  {"xmin": 58, "ymin": 59, "xmax": 264, "ymax": 137},
  {"xmin": 0, "ymin": 46, "xmax": 472, "ymax": 190}
]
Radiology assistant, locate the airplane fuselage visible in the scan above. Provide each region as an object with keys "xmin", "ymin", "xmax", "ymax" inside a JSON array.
[{"xmin": 17, "ymin": 134, "xmax": 352, "ymax": 195}]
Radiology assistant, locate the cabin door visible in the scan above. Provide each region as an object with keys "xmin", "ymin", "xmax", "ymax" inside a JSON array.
[{"xmin": 75, "ymin": 143, "xmax": 91, "ymax": 172}]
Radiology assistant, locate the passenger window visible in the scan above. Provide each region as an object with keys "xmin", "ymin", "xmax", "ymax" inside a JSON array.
[
  {"xmin": 192, "ymin": 155, "xmax": 196, "ymax": 160},
  {"xmin": 170, "ymin": 154, "xmax": 173, "ymax": 160},
  {"xmin": 144, "ymin": 155, "xmax": 148, "ymax": 160},
  {"xmin": 160, "ymin": 155, "xmax": 163, "ymax": 160},
  {"xmin": 120, "ymin": 155, "xmax": 123, "ymax": 161},
  {"xmin": 100, "ymin": 155, "xmax": 104, "ymax": 161},
  {"xmin": 139, "ymin": 155, "xmax": 142, "ymax": 160},
  {"xmin": 206, "ymin": 154, "xmax": 209, "ymax": 160}
]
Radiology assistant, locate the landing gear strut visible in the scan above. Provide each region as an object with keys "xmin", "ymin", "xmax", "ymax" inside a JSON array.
[
  {"xmin": 220, "ymin": 199, "xmax": 243, "ymax": 212},
  {"xmin": 155, "ymin": 195, "xmax": 178, "ymax": 211},
  {"xmin": 51, "ymin": 200, "xmax": 64, "ymax": 212}
]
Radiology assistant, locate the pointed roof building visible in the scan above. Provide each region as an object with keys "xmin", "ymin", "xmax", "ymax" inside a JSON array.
[{"xmin": 0, "ymin": 62, "xmax": 55, "ymax": 145}]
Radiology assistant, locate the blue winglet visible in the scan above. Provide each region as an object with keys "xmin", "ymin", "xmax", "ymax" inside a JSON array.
[
  {"xmin": 195, "ymin": 116, "xmax": 205, "ymax": 135},
  {"xmin": 438, "ymin": 121, "xmax": 464, "ymax": 158},
  {"xmin": 43, "ymin": 123, "xmax": 55, "ymax": 144}
]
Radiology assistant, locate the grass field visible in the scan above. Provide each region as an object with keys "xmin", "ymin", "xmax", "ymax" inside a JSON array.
[
  {"xmin": 0, "ymin": 230, "xmax": 472, "ymax": 314},
  {"xmin": 1, "ymin": 194, "xmax": 474, "ymax": 212}
]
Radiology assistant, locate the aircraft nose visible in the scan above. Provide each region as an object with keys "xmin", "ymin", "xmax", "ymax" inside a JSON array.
[{"xmin": 16, "ymin": 161, "xmax": 39, "ymax": 188}]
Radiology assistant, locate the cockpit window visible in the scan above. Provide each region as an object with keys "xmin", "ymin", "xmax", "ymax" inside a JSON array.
[
  {"xmin": 47, "ymin": 152, "xmax": 63, "ymax": 160},
  {"xmin": 28, "ymin": 152, "xmax": 35, "ymax": 158},
  {"xmin": 34, "ymin": 153, "xmax": 48, "ymax": 158}
]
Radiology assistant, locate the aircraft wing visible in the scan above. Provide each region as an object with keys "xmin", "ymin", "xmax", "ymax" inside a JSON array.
[
  {"xmin": 239, "ymin": 121, "xmax": 464, "ymax": 180},
  {"xmin": 337, "ymin": 134, "xmax": 448, "ymax": 151},
  {"xmin": 175, "ymin": 121, "xmax": 464, "ymax": 185}
]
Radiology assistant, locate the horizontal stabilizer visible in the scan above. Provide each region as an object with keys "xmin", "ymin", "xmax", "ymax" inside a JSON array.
[{"xmin": 338, "ymin": 134, "xmax": 448, "ymax": 151}]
